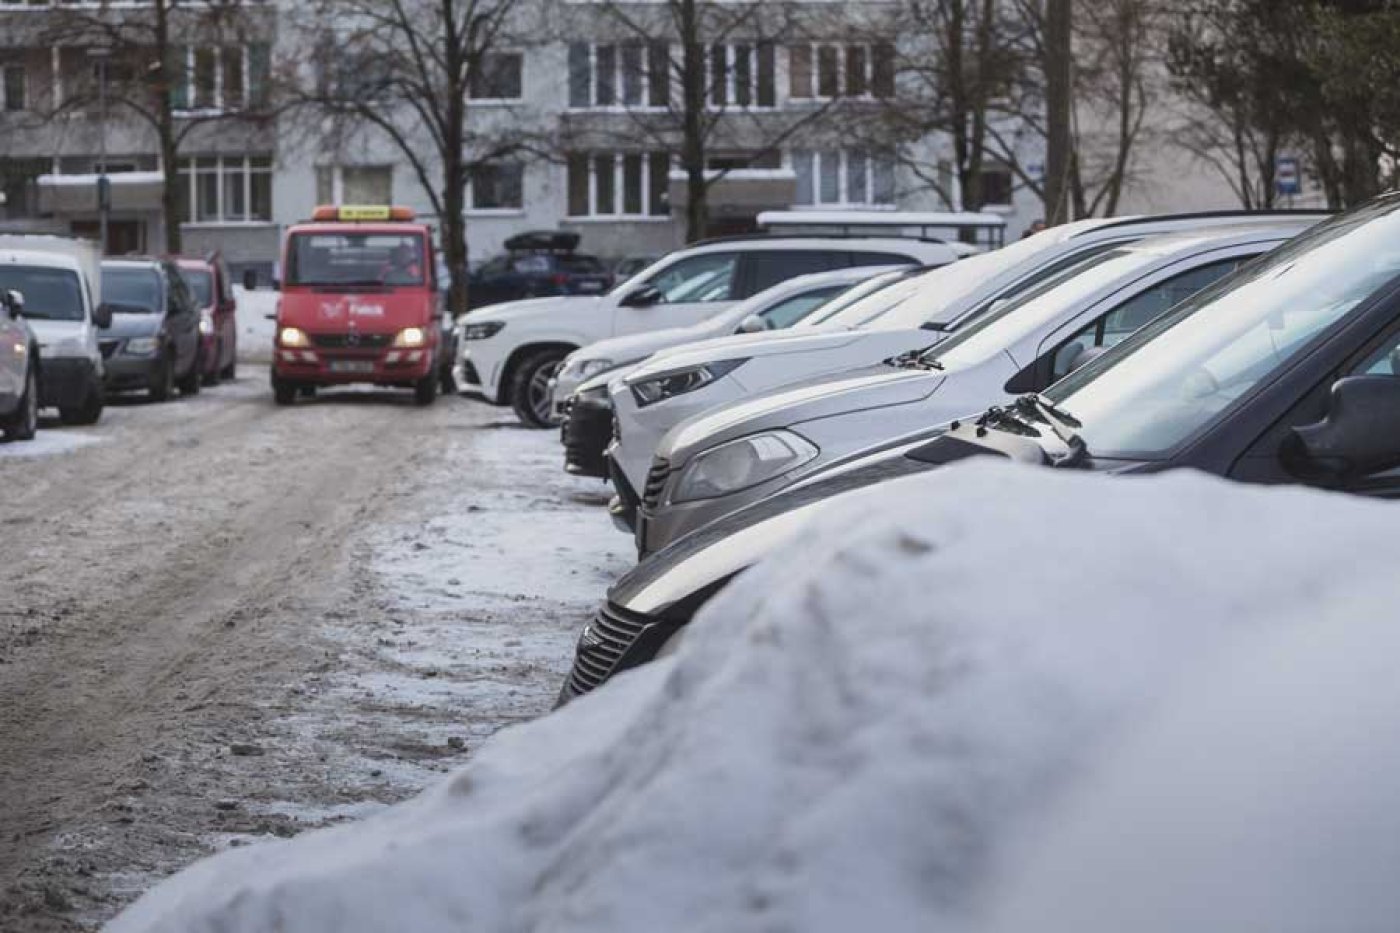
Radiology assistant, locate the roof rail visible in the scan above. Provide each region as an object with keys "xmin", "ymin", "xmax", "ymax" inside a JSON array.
[
  {"xmin": 689, "ymin": 232, "xmax": 948, "ymax": 248},
  {"xmin": 1093, "ymin": 208, "xmax": 1335, "ymax": 234}
]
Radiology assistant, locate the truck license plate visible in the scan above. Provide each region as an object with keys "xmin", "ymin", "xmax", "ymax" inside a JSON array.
[{"xmin": 329, "ymin": 361, "xmax": 374, "ymax": 374}]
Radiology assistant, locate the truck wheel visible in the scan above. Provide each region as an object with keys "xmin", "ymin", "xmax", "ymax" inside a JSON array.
[
  {"xmin": 177, "ymin": 350, "xmax": 202, "ymax": 396},
  {"xmin": 414, "ymin": 373, "xmax": 438, "ymax": 406},
  {"xmin": 509, "ymin": 349, "xmax": 565, "ymax": 428},
  {"xmin": 150, "ymin": 353, "xmax": 175, "ymax": 402},
  {"xmin": 4, "ymin": 367, "xmax": 38, "ymax": 441},
  {"xmin": 60, "ymin": 384, "xmax": 104, "ymax": 426},
  {"xmin": 272, "ymin": 377, "xmax": 297, "ymax": 406}
]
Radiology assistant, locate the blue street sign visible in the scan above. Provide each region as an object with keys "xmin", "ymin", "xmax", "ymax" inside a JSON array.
[{"xmin": 1276, "ymin": 156, "xmax": 1301, "ymax": 197}]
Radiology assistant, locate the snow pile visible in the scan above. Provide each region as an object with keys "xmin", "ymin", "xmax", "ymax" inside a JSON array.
[
  {"xmin": 107, "ymin": 462, "xmax": 1400, "ymax": 933},
  {"xmin": 0, "ymin": 429, "xmax": 103, "ymax": 459}
]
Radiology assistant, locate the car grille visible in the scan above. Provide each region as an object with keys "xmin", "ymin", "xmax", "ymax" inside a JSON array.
[
  {"xmin": 461, "ymin": 360, "xmax": 481, "ymax": 385},
  {"xmin": 310, "ymin": 332, "xmax": 393, "ymax": 349},
  {"xmin": 98, "ymin": 339, "xmax": 121, "ymax": 359},
  {"xmin": 567, "ymin": 602, "xmax": 650, "ymax": 697},
  {"xmin": 563, "ymin": 399, "xmax": 614, "ymax": 479},
  {"xmin": 642, "ymin": 457, "xmax": 670, "ymax": 510}
]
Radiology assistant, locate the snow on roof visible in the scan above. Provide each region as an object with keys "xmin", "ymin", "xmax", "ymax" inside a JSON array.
[
  {"xmin": 36, "ymin": 172, "xmax": 165, "ymax": 188},
  {"xmin": 758, "ymin": 209, "xmax": 1009, "ymax": 228},
  {"xmin": 106, "ymin": 461, "xmax": 1400, "ymax": 933}
]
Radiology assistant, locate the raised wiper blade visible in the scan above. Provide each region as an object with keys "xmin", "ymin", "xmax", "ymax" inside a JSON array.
[
  {"xmin": 1015, "ymin": 395, "xmax": 1089, "ymax": 467},
  {"xmin": 975, "ymin": 404, "xmax": 1041, "ymax": 438}
]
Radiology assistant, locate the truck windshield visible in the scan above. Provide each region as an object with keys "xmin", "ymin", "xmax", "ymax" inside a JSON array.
[
  {"xmin": 287, "ymin": 233, "xmax": 427, "ymax": 287},
  {"xmin": 103, "ymin": 268, "xmax": 161, "ymax": 313},
  {"xmin": 0, "ymin": 267, "xmax": 84, "ymax": 321},
  {"xmin": 1047, "ymin": 196, "xmax": 1400, "ymax": 458},
  {"xmin": 180, "ymin": 268, "xmax": 214, "ymax": 307}
]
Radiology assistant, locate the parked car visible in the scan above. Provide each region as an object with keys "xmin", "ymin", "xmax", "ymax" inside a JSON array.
[
  {"xmin": 0, "ymin": 235, "xmax": 108, "ymax": 425},
  {"xmin": 176, "ymin": 255, "xmax": 238, "ymax": 385},
  {"xmin": 557, "ymin": 194, "xmax": 1397, "ymax": 704},
  {"xmin": 468, "ymin": 231, "xmax": 613, "ymax": 309},
  {"xmin": 557, "ymin": 265, "xmax": 906, "ymax": 478},
  {"xmin": 0, "ymin": 288, "xmax": 40, "ymax": 441},
  {"xmin": 453, "ymin": 235, "xmax": 963, "ymax": 427},
  {"xmin": 626, "ymin": 219, "xmax": 1316, "ymax": 554},
  {"xmin": 100, "ymin": 258, "xmax": 203, "ymax": 401},
  {"xmin": 604, "ymin": 212, "xmax": 1331, "ymax": 521}
]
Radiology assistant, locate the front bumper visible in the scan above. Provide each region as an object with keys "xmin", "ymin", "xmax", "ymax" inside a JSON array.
[
  {"xmin": 273, "ymin": 345, "xmax": 433, "ymax": 384},
  {"xmin": 561, "ymin": 396, "xmax": 614, "ymax": 478},
  {"xmin": 39, "ymin": 357, "xmax": 100, "ymax": 408},
  {"xmin": 104, "ymin": 354, "xmax": 162, "ymax": 392}
]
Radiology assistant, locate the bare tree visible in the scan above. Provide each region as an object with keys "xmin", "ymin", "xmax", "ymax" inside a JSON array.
[
  {"xmin": 40, "ymin": 0, "xmax": 276, "ymax": 253},
  {"xmin": 287, "ymin": 0, "xmax": 548, "ymax": 315}
]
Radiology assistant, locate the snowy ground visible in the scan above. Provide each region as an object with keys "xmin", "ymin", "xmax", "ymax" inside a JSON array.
[
  {"xmin": 104, "ymin": 460, "xmax": 1400, "ymax": 933},
  {"xmin": 0, "ymin": 374, "xmax": 629, "ymax": 931}
]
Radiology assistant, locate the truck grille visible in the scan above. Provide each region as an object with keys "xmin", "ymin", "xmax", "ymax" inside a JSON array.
[
  {"xmin": 311, "ymin": 333, "xmax": 393, "ymax": 349},
  {"xmin": 566, "ymin": 603, "xmax": 650, "ymax": 697},
  {"xmin": 642, "ymin": 458, "xmax": 670, "ymax": 510}
]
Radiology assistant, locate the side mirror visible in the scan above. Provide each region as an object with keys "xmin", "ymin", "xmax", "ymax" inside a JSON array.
[
  {"xmin": 242, "ymin": 269, "xmax": 259, "ymax": 291},
  {"xmin": 1281, "ymin": 375, "xmax": 1400, "ymax": 483},
  {"xmin": 736, "ymin": 314, "xmax": 768, "ymax": 334},
  {"xmin": 93, "ymin": 302, "xmax": 114, "ymax": 329},
  {"xmin": 620, "ymin": 284, "xmax": 662, "ymax": 308},
  {"xmin": 4, "ymin": 289, "xmax": 24, "ymax": 318}
]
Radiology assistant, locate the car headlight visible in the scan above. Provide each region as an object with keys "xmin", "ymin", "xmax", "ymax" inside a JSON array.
[
  {"xmin": 630, "ymin": 359, "xmax": 747, "ymax": 408},
  {"xmin": 279, "ymin": 326, "xmax": 311, "ymax": 348},
  {"xmin": 574, "ymin": 383, "xmax": 611, "ymax": 405},
  {"xmin": 461, "ymin": 320, "xmax": 505, "ymax": 340},
  {"xmin": 198, "ymin": 310, "xmax": 215, "ymax": 336},
  {"xmin": 393, "ymin": 326, "xmax": 428, "ymax": 348},
  {"xmin": 672, "ymin": 430, "xmax": 819, "ymax": 503},
  {"xmin": 125, "ymin": 337, "xmax": 160, "ymax": 356}
]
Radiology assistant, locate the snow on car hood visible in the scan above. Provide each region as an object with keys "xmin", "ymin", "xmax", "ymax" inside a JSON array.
[
  {"xmin": 466, "ymin": 294, "xmax": 605, "ymax": 323},
  {"xmin": 103, "ymin": 312, "xmax": 162, "ymax": 340},
  {"xmin": 627, "ymin": 323, "xmax": 908, "ymax": 379},
  {"xmin": 105, "ymin": 461, "xmax": 1400, "ymax": 933},
  {"xmin": 570, "ymin": 316, "xmax": 733, "ymax": 368},
  {"xmin": 661, "ymin": 364, "xmax": 944, "ymax": 461}
]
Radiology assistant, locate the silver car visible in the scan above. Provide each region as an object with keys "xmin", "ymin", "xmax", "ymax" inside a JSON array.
[{"xmin": 633, "ymin": 219, "xmax": 1319, "ymax": 555}]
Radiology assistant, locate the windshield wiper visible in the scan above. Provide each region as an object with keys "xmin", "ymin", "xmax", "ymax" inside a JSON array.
[
  {"xmin": 974, "ymin": 404, "xmax": 1042, "ymax": 438},
  {"xmin": 1013, "ymin": 394, "xmax": 1089, "ymax": 467}
]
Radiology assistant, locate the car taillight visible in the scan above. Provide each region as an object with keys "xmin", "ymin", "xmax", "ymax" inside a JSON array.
[{"xmin": 552, "ymin": 272, "xmax": 569, "ymax": 286}]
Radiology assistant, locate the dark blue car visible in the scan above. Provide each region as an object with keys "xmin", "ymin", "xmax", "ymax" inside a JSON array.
[{"xmin": 469, "ymin": 231, "xmax": 613, "ymax": 309}]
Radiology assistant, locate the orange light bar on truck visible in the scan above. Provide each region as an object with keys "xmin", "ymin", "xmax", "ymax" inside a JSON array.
[{"xmin": 310, "ymin": 205, "xmax": 416, "ymax": 222}]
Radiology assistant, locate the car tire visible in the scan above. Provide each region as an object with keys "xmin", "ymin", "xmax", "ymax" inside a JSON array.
[
  {"xmin": 414, "ymin": 373, "xmax": 438, "ymax": 407},
  {"xmin": 509, "ymin": 349, "xmax": 565, "ymax": 428},
  {"xmin": 59, "ymin": 384, "xmax": 104, "ymax": 426},
  {"xmin": 4, "ymin": 366, "xmax": 38, "ymax": 441},
  {"xmin": 439, "ymin": 359, "xmax": 457, "ymax": 394},
  {"xmin": 150, "ymin": 353, "xmax": 175, "ymax": 402},
  {"xmin": 272, "ymin": 377, "xmax": 297, "ymax": 406},
  {"xmin": 177, "ymin": 349, "xmax": 202, "ymax": 396}
]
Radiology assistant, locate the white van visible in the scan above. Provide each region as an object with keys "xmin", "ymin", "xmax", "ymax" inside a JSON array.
[{"xmin": 0, "ymin": 235, "xmax": 109, "ymax": 424}]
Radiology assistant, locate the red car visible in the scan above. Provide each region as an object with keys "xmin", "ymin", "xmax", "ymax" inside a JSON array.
[{"xmin": 176, "ymin": 255, "xmax": 238, "ymax": 385}]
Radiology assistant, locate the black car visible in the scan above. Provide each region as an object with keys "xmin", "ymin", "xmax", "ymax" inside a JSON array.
[
  {"xmin": 100, "ymin": 259, "xmax": 203, "ymax": 401},
  {"xmin": 468, "ymin": 231, "xmax": 612, "ymax": 308},
  {"xmin": 559, "ymin": 192, "xmax": 1400, "ymax": 704}
]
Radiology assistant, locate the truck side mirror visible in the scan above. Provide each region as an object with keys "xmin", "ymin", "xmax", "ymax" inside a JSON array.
[{"xmin": 1281, "ymin": 375, "xmax": 1400, "ymax": 483}]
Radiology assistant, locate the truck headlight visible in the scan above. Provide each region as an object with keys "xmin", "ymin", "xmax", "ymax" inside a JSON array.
[
  {"xmin": 671, "ymin": 430, "xmax": 819, "ymax": 503},
  {"xmin": 630, "ymin": 359, "xmax": 747, "ymax": 408},
  {"xmin": 198, "ymin": 310, "xmax": 215, "ymax": 336},
  {"xmin": 125, "ymin": 337, "xmax": 160, "ymax": 356},
  {"xmin": 393, "ymin": 326, "xmax": 428, "ymax": 348},
  {"xmin": 278, "ymin": 326, "xmax": 311, "ymax": 348},
  {"xmin": 461, "ymin": 320, "xmax": 505, "ymax": 340}
]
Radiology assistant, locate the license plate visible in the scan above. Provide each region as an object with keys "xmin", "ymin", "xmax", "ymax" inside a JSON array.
[
  {"xmin": 576, "ymin": 281, "xmax": 604, "ymax": 292},
  {"xmin": 329, "ymin": 360, "xmax": 375, "ymax": 374}
]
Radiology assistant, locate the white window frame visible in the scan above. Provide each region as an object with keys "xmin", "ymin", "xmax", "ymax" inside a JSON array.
[
  {"xmin": 704, "ymin": 42, "xmax": 775, "ymax": 111},
  {"xmin": 567, "ymin": 152, "xmax": 670, "ymax": 221},
  {"xmin": 177, "ymin": 154, "xmax": 274, "ymax": 227},
  {"xmin": 792, "ymin": 149, "xmax": 897, "ymax": 207},
  {"xmin": 569, "ymin": 43, "xmax": 669, "ymax": 112},
  {"xmin": 174, "ymin": 45, "xmax": 265, "ymax": 115}
]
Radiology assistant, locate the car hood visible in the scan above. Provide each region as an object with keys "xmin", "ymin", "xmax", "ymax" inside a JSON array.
[
  {"xmin": 628, "ymin": 326, "xmax": 938, "ymax": 382},
  {"xmin": 573, "ymin": 317, "xmax": 733, "ymax": 367},
  {"xmin": 466, "ymin": 294, "xmax": 607, "ymax": 322},
  {"xmin": 662, "ymin": 365, "xmax": 946, "ymax": 462},
  {"xmin": 104, "ymin": 313, "xmax": 161, "ymax": 339},
  {"xmin": 28, "ymin": 318, "xmax": 85, "ymax": 346}
]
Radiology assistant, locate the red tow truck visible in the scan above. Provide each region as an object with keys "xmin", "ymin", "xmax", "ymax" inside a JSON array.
[{"xmin": 271, "ymin": 205, "xmax": 444, "ymax": 406}]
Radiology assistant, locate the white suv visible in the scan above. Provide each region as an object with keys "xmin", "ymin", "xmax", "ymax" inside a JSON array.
[{"xmin": 453, "ymin": 236, "xmax": 960, "ymax": 426}]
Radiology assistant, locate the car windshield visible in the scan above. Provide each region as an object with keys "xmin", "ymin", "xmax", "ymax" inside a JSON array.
[
  {"xmin": 1046, "ymin": 197, "xmax": 1400, "ymax": 458},
  {"xmin": 102, "ymin": 267, "xmax": 161, "ymax": 313},
  {"xmin": 0, "ymin": 266, "xmax": 84, "ymax": 321},
  {"xmin": 926, "ymin": 247, "xmax": 1160, "ymax": 371},
  {"xmin": 179, "ymin": 268, "xmax": 214, "ymax": 307},
  {"xmin": 287, "ymin": 232, "xmax": 427, "ymax": 287},
  {"xmin": 798, "ymin": 269, "xmax": 927, "ymax": 328}
]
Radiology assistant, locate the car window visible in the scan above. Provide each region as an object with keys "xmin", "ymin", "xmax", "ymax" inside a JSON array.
[
  {"xmin": 511, "ymin": 255, "xmax": 551, "ymax": 274},
  {"xmin": 477, "ymin": 257, "xmax": 508, "ymax": 277},
  {"xmin": 743, "ymin": 251, "xmax": 840, "ymax": 296},
  {"xmin": 0, "ymin": 266, "xmax": 84, "ymax": 321},
  {"xmin": 850, "ymin": 251, "xmax": 916, "ymax": 267},
  {"xmin": 179, "ymin": 268, "xmax": 214, "ymax": 307},
  {"xmin": 102, "ymin": 267, "xmax": 162, "ymax": 313},
  {"xmin": 758, "ymin": 285, "xmax": 850, "ymax": 330},
  {"xmin": 167, "ymin": 270, "xmax": 194, "ymax": 316},
  {"xmin": 645, "ymin": 252, "xmax": 738, "ymax": 303},
  {"xmin": 1049, "ymin": 258, "xmax": 1247, "ymax": 380}
]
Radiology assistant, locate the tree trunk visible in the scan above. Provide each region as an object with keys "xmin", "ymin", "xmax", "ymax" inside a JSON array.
[
  {"xmin": 680, "ymin": 0, "xmax": 707, "ymax": 242},
  {"xmin": 1043, "ymin": 0, "xmax": 1072, "ymax": 225},
  {"xmin": 154, "ymin": 0, "xmax": 182, "ymax": 254}
]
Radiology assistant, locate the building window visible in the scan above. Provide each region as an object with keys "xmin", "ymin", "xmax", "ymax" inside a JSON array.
[
  {"xmin": 568, "ymin": 42, "xmax": 671, "ymax": 109},
  {"xmin": 977, "ymin": 163, "xmax": 1014, "ymax": 206},
  {"xmin": 3, "ymin": 65, "xmax": 24, "ymax": 112},
  {"xmin": 566, "ymin": 152, "xmax": 670, "ymax": 218},
  {"xmin": 170, "ymin": 45, "xmax": 272, "ymax": 113},
  {"xmin": 175, "ymin": 155, "xmax": 273, "ymax": 224},
  {"xmin": 315, "ymin": 164, "xmax": 393, "ymax": 205},
  {"xmin": 792, "ymin": 150, "xmax": 896, "ymax": 206},
  {"xmin": 470, "ymin": 52, "xmax": 522, "ymax": 101},
  {"xmin": 468, "ymin": 163, "xmax": 523, "ymax": 210},
  {"xmin": 789, "ymin": 43, "xmax": 894, "ymax": 100},
  {"xmin": 707, "ymin": 42, "xmax": 775, "ymax": 108}
]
